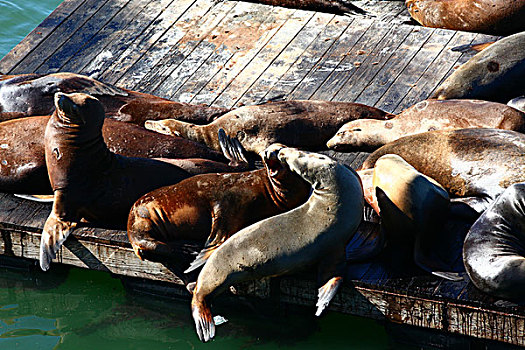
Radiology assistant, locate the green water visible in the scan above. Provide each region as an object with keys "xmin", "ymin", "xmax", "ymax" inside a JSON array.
[{"xmin": 0, "ymin": 2, "xmax": 412, "ymax": 349}]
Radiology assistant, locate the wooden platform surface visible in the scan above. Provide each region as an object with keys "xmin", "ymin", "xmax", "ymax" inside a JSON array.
[{"xmin": 1, "ymin": 0, "xmax": 523, "ymax": 347}]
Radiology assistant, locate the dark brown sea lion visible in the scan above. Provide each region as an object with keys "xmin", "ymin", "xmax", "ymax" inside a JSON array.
[
  {"xmin": 0, "ymin": 72, "xmax": 229, "ymax": 124},
  {"xmin": 239, "ymin": 0, "xmax": 366, "ymax": 15},
  {"xmin": 463, "ymin": 183, "xmax": 525, "ymax": 301},
  {"xmin": 405, "ymin": 0, "xmax": 525, "ymax": 35},
  {"xmin": 431, "ymin": 32, "xmax": 525, "ymax": 103},
  {"xmin": 127, "ymin": 143, "xmax": 311, "ymax": 272},
  {"xmin": 40, "ymin": 92, "xmax": 209, "ymax": 271},
  {"xmin": 361, "ymin": 128, "xmax": 525, "ymax": 214},
  {"xmin": 190, "ymin": 148, "xmax": 363, "ymax": 342},
  {"xmin": 327, "ymin": 99, "xmax": 525, "ymax": 151},
  {"xmin": 144, "ymin": 100, "xmax": 393, "ymax": 156},
  {"xmin": 0, "ymin": 116, "xmax": 228, "ymax": 194}
]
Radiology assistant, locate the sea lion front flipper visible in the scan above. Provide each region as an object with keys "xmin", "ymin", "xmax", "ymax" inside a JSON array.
[
  {"xmin": 315, "ymin": 276, "xmax": 343, "ymax": 316},
  {"xmin": 40, "ymin": 212, "xmax": 77, "ymax": 271},
  {"xmin": 191, "ymin": 297, "xmax": 216, "ymax": 342},
  {"xmin": 14, "ymin": 194, "xmax": 54, "ymax": 202},
  {"xmin": 218, "ymin": 128, "xmax": 248, "ymax": 165},
  {"xmin": 451, "ymin": 41, "xmax": 495, "ymax": 54},
  {"xmin": 345, "ymin": 221, "xmax": 385, "ymax": 262},
  {"xmin": 184, "ymin": 244, "xmax": 220, "ymax": 273}
]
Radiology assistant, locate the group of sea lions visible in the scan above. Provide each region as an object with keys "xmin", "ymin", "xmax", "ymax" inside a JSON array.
[{"xmin": 2, "ymin": 26, "xmax": 525, "ymax": 342}]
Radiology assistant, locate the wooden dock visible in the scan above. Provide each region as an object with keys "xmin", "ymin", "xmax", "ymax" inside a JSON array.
[{"xmin": 1, "ymin": 0, "xmax": 524, "ymax": 347}]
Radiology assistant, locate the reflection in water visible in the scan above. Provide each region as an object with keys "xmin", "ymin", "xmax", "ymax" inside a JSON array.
[{"xmin": 0, "ymin": 263, "xmax": 409, "ymax": 350}]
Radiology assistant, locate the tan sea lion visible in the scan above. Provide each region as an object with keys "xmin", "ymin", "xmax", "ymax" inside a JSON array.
[
  {"xmin": 327, "ymin": 99, "xmax": 525, "ymax": 151},
  {"xmin": 0, "ymin": 116, "xmax": 228, "ymax": 194},
  {"xmin": 431, "ymin": 32, "xmax": 525, "ymax": 103},
  {"xmin": 405, "ymin": 0, "xmax": 525, "ymax": 35},
  {"xmin": 508, "ymin": 96, "xmax": 525, "ymax": 113},
  {"xmin": 40, "ymin": 92, "xmax": 209, "ymax": 271},
  {"xmin": 190, "ymin": 148, "xmax": 364, "ymax": 342},
  {"xmin": 361, "ymin": 128, "xmax": 525, "ymax": 214},
  {"xmin": 127, "ymin": 143, "xmax": 311, "ymax": 272},
  {"xmin": 370, "ymin": 154, "xmax": 459, "ymax": 279},
  {"xmin": 463, "ymin": 183, "xmax": 525, "ymax": 301},
  {"xmin": 144, "ymin": 100, "xmax": 393, "ymax": 156},
  {"xmin": 0, "ymin": 72, "xmax": 229, "ymax": 124}
]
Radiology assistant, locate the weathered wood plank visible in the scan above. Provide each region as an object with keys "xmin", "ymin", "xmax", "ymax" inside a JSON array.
[
  {"xmin": 9, "ymin": 0, "xmax": 112, "ymax": 74},
  {"xmin": 133, "ymin": 0, "xmax": 237, "ymax": 95},
  {"xmin": 248, "ymin": 14, "xmax": 351, "ymax": 104},
  {"xmin": 231, "ymin": 11, "xmax": 339, "ymax": 106},
  {"xmin": 153, "ymin": 2, "xmax": 272, "ymax": 100},
  {"xmin": 0, "ymin": 0, "xmax": 87, "ymax": 73},
  {"xmin": 59, "ymin": 0, "xmax": 157, "ymax": 75},
  {"xmin": 100, "ymin": 0, "xmax": 197, "ymax": 85},
  {"xmin": 345, "ymin": 26, "xmax": 432, "ymax": 108}
]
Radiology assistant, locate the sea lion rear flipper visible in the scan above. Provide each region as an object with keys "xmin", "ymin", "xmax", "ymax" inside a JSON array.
[
  {"xmin": 14, "ymin": 194, "xmax": 54, "ymax": 203},
  {"xmin": 451, "ymin": 41, "xmax": 495, "ymax": 54},
  {"xmin": 191, "ymin": 297, "xmax": 215, "ymax": 342},
  {"xmin": 184, "ymin": 244, "xmax": 219, "ymax": 273},
  {"xmin": 431, "ymin": 271, "xmax": 463, "ymax": 281},
  {"xmin": 315, "ymin": 276, "xmax": 343, "ymax": 316},
  {"xmin": 218, "ymin": 128, "xmax": 249, "ymax": 165},
  {"xmin": 345, "ymin": 221, "xmax": 385, "ymax": 261},
  {"xmin": 40, "ymin": 212, "xmax": 77, "ymax": 271}
]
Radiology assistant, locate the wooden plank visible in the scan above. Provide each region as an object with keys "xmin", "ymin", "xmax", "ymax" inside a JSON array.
[
  {"xmin": 153, "ymin": 2, "xmax": 272, "ymax": 100},
  {"xmin": 286, "ymin": 18, "xmax": 372, "ymax": 100},
  {"xmin": 207, "ymin": 9, "xmax": 316, "ymax": 108},
  {"xmin": 345, "ymin": 26, "xmax": 433, "ymax": 108},
  {"xmin": 236, "ymin": 12, "xmax": 344, "ymax": 106},
  {"xmin": 331, "ymin": 23, "xmax": 413, "ymax": 103},
  {"xmin": 59, "ymin": 0, "xmax": 157, "ymax": 75},
  {"xmin": 100, "ymin": 0, "xmax": 197, "ymax": 85},
  {"xmin": 0, "ymin": 0, "xmax": 87, "ymax": 74},
  {"xmin": 9, "ymin": 0, "xmax": 112, "ymax": 74},
  {"xmin": 131, "ymin": 0, "xmax": 237, "ymax": 95},
  {"xmin": 309, "ymin": 20, "xmax": 392, "ymax": 101},
  {"xmin": 373, "ymin": 28, "xmax": 456, "ymax": 113},
  {"xmin": 391, "ymin": 30, "xmax": 478, "ymax": 114}
]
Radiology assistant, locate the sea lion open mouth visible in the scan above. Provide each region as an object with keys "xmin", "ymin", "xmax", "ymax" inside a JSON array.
[{"xmin": 261, "ymin": 144, "xmax": 287, "ymax": 178}]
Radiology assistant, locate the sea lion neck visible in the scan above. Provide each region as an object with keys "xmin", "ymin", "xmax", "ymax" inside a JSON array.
[{"xmin": 265, "ymin": 167, "xmax": 311, "ymax": 211}]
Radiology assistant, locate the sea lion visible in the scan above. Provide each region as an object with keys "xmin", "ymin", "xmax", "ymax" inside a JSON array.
[
  {"xmin": 327, "ymin": 99, "xmax": 525, "ymax": 151},
  {"xmin": 0, "ymin": 116, "xmax": 228, "ymax": 194},
  {"xmin": 144, "ymin": 100, "xmax": 393, "ymax": 156},
  {"xmin": 0, "ymin": 72, "xmax": 229, "ymax": 124},
  {"xmin": 463, "ymin": 183, "xmax": 525, "ymax": 301},
  {"xmin": 405, "ymin": 0, "xmax": 525, "ymax": 35},
  {"xmin": 126, "ymin": 143, "xmax": 311, "ymax": 272},
  {"xmin": 240, "ymin": 0, "xmax": 366, "ymax": 15},
  {"xmin": 369, "ymin": 154, "xmax": 458, "ymax": 279},
  {"xmin": 508, "ymin": 96, "xmax": 525, "ymax": 113},
  {"xmin": 431, "ymin": 32, "xmax": 525, "ymax": 103},
  {"xmin": 361, "ymin": 128, "xmax": 525, "ymax": 214},
  {"xmin": 190, "ymin": 148, "xmax": 363, "ymax": 342},
  {"xmin": 40, "ymin": 92, "xmax": 207, "ymax": 271}
]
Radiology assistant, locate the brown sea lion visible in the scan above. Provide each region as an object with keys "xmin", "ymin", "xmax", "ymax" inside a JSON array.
[
  {"xmin": 40, "ymin": 92, "xmax": 212, "ymax": 271},
  {"xmin": 144, "ymin": 100, "xmax": 393, "ymax": 156},
  {"xmin": 405, "ymin": 0, "xmax": 525, "ymax": 35},
  {"xmin": 327, "ymin": 99, "xmax": 525, "ymax": 151},
  {"xmin": 190, "ymin": 148, "xmax": 363, "ymax": 342},
  {"xmin": 431, "ymin": 32, "xmax": 525, "ymax": 103},
  {"xmin": 0, "ymin": 116, "xmax": 228, "ymax": 194},
  {"xmin": 127, "ymin": 143, "xmax": 311, "ymax": 272},
  {"xmin": 361, "ymin": 128, "xmax": 525, "ymax": 214},
  {"xmin": 240, "ymin": 0, "xmax": 365, "ymax": 15},
  {"xmin": 463, "ymin": 183, "xmax": 525, "ymax": 301},
  {"xmin": 0, "ymin": 72, "xmax": 229, "ymax": 124}
]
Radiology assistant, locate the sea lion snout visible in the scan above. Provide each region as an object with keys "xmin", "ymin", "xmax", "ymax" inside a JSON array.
[
  {"xmin": 261, "ymin": 144, "xmax": 287, "ymax": 177},
  {"xmin": 54, "ymin": 92, "xmax": 104, "ymax": 125}
]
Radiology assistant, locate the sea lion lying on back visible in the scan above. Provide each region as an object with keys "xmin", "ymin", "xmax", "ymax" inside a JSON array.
[
  {"xmin": 327, "ymin": 99, "xmax": 525, "ymax": 151},
  {"xmin": 361, "ymin": 128, "xmax": 525, "ymax": 215},
  {"xmin": 0, "ymin": 116, "xmax": 230, "ymax": 194},
  {"xmin": 144, "ymin": 100, "xmax": 393, "ymax": 158},
  {"xmin": 0, "ymin": 72, "xmax": 229, "ymax": 124},
  {"xmin": 463, "ymin": 183, "xmax": 525, "ymax": 301},
  {"xmin": 127, "ymin": 143, "xmax": 311, "ymax": 273},
  {"xmin": 40, "ymin": 92, "xmax": 224, "ymax": 271},
  {"xmin": 190, "ymin": 148, "xmax": 363, "ymax": 342},
  {"xmin": 405, "ymin": 0, "xmax": 525, "ymax": 35},
  {"xmin": 431, "ymin": 32, "xmax": 525, "ymax": 103}
]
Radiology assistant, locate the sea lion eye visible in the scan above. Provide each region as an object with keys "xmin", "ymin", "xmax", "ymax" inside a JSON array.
[{"xmin": 53, "ymin": 148, "xmax": 61, "ymax": 160}]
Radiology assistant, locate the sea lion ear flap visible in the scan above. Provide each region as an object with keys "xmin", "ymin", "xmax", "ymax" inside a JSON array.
[
  {"xmin": 217, "ymin": 128, "xmax": 248, "ymax": 166},
  {"xmin": 39, "ymin": 212, "xmax": 77, "ymax": 271}
]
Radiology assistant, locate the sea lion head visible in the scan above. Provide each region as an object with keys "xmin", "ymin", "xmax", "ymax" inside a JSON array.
[
  {"xmin": 327, "ymin": 120, "xmax": 393, "ymax": 151},
  {"xmin": 260, "ymin": 143, "xmax": 288, "ymax": 181},
  {"xmin": 54, "ymin": 92, "xmax": 105, "ymax": 128}
]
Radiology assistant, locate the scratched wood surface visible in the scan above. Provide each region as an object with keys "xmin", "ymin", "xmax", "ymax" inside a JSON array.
[{"xmin": 0, "ymin": 0, "xmax": 522, "ymax": 347}]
